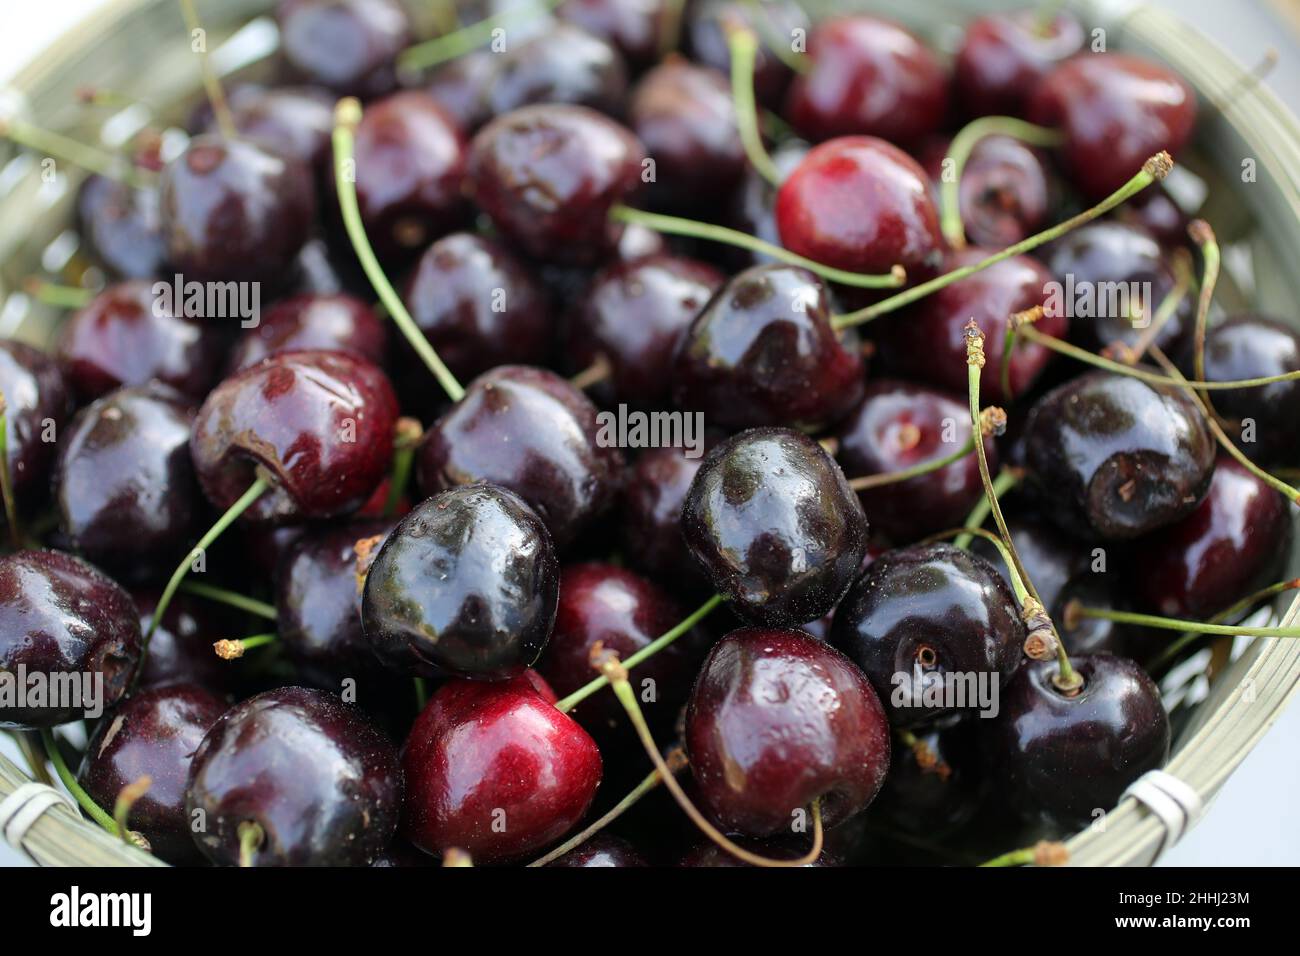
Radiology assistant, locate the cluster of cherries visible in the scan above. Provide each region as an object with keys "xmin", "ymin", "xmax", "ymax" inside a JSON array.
[{"xmin": 1, "ymin": 0, "xmax": 1297, "ymax": 868}]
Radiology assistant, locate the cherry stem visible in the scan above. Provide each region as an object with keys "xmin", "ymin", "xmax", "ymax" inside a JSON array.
[
  {"xmin": 112, "ymin": 775, "xmax": 152, "ymax": 848},
  {"xmin": 178, "ymin": 581, "xmax": 276, "ymax": 620},
  {"xmin": 385, "ymin": 416, "xmax": 423, "ymax": 517},
  {"xmin": 1108, "ymin": 251, "xmax": 1193, "ymax": 367},
  {"xmin": 1148, "ymin": 578, "xmax": 1300, "ymax": 670},
  {"xmin": 1188, "ymin": 219, "xmax": 1221, "ymax": 412},
  {"xmin": 597, "ymin": 648, "xmax": 824, "ymax": 867},
  {"xmin": 979, "ymin": 840, "xmax": 1068, "ymax": 867},
  {"xmin": 214, "ymin": 633, "xmax": 277, "ymax": 660},
  {"xmin": 397, "ymin": 0, "xmax": 564, "ymax": 72},
  {"xmin": 952, "ymin": 467, "xmax": 1020, "ymax": 550},
  {"xmin": 332, "ymin": 99, "xmax": 466, "ymax": 403},
  {"xmin": 833, "ymin": 152, "xmax": 1173, "ymax": 329},
  {"xmin": 940, "ymin": 116, "xmax": 1064, "ymax": 249},
  {"xmin": 847, "ymin": 435, "xmax": 976, "ymax": 492},
  {"xmin": 428, "ymin": 0, "xmax": 460, "ymax": 37},
  {"xmin": 237, "ymin": 820, "xmax": 263, "ymax": 868},
  {"xmin": 414, "ymin": 677, "xmax": 430, "ymax": 711},
  {"xmin": 740, "ymin": 0, "xmax": 809, "ymax": 74},
  {"xmin": 0, "ymin": 117, "xmax": 155, "ymax": 190},
  {"xmin": 1069, "ymin": 604, "xmax": 1300, "ymax": 639},
  {"xmin": 569, "ymin": 354, "xmax": 612, "ymax": 391},
  {"xmin": 610, "ymin": 205, "xmax": 906, "ymax": 288},
  {"xmin": 23, "ymin": 278, "xmax": 95, "ymax": 310},
  {"xmin": 145, "ymin": 475, "xmax": 271, "ymax": 647},
  {"xmin": 39, "ymin": 729, "xmax": 119, "ymax": 837},
  {"xmin": 178, "ymin": 0, "xmax": 236, "ymax": 142},
  {"xmin": 727, "ymin": 25, "xmax": 781, "ymax": 186},
  {"xmin": 920, "ymin": 526, "xmax": 1032, "ymax": 608},
  {"xmin": 0, "ymin": 399, "xmax": 23, "ymax": 550},
  {"xmin": 9, "ymin": 731, "xmax": 54, "ymax": 787},
  {"xmin": 525, "ymin": 750, "xmax": 687, "ymax": 867},
  {"xmin": 441, "ymin": 848, "xmax": 473, "ymax": 867},
  {"xmin": 658, "ymin": 0, "xmax": 687, "ymax": 58},
  {"xmin": 553, "ymin": 593, "xmax": 724, "ymax": 713}
]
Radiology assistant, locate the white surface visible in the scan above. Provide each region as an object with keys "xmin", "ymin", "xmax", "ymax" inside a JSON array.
[{"xmin": 1, "ymin": 0, "xmax": 1297, "ymax": 868}]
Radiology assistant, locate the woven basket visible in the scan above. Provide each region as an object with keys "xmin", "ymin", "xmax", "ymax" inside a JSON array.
[{"xmin": 1, "ymin": 0, "xmax": 1297, "ymax": 867}]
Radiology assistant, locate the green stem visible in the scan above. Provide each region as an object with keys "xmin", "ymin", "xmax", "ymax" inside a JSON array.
[
  {"xmin": 23, "ymin": 278, "xmax": 95, "ymax": 309},
  {"xmin": 921, "ymin": 526, "xmax": 1031, "ymax": 607},
  {"xmin": 178, "ymin": 0, "xmax": 236, "ymax": 141},
  {"xmin": 658, "ymin": 0, "xmax": 687, "ymax": 58},
  {"xmin": 953, "ymin": 468, "xmax": 1019, "ymax": 550},
  {"xmin": 1148, "ymin": 578, "xmax": 1300, "ymax": 670},
  {"xmin": 414, "ymin": 677, "xmax": 429, "ymax": 711},
  {"xmin": 40, "ymin": 729, "xmax": 118, "ymax": 835},
  {"xmin": 216, "ymin": 633, "xmax": 277, "ymax": 658},
  {"xmin": 333, "ymin": 99, "xmax": 465, "ymax": 403},
  {"xmin": 237, "ymin": 820, "xmax": 264, "ymax": 868},
  {"xmin": 610, "ymin": 205, "xmax": 906, "ymax": 289},
  {"xmin": 727, "ymin": 26, "xmax": 781, "ymax": 186},
  {"xmin": 833, "ymin": 152, "xmax": 1172, "ymax": 329},
  {"xmin": 979, "ymin": 841, "xmax": 1067, "ymax": 867},
  {"xmin": 741, "ymin": 0, "xmax": 809, "ymax": 74},
  {"xmin": 1189, "ymin": 221, "xmax": 1220, "ymax": 391},
  {"xmin": 384, "ymin": 418, "xmax": 422, "ymax": 518},
  {"xmin": 1074, "ymin": 606, "xmax": 1300, "ymax": 638},
  {"xmin": 554, "ymin": 593, "xmax": 724, "ymax": 713},
  {"xmin": 397, "ymin": 0, "xmax": 564, "ymax": 72},
  {"xmin": 0, "ymin": 118, "xmax": 155, "ymax": 189},
  {"xmin": 939, "ymin": 117, "xmax": 1064, "ymax": 248},
  {"xmin": 1113, "ymin": 256, "xmax": 1192, "ymax": 365},
  {"xmin": 179, "ymin": 581, "xmax": 276, "ymax": 620},
  {"xmin": 0, "ymin": 403, "xmax": 21, "ymax": 550},
  {"xmin": 847, "ymin": 436, "xmax": 976, "ymax": 492}
]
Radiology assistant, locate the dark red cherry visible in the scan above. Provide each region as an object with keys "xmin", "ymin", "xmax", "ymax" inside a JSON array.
[
  {"xmin": 987, "ymin": 655, "xmax": 1170, "ymax": 831},
  {"xmin": 0, "ymin": 340, "xmax": 72, "ymax": 506},
  {"xmin": 547, "ymin": 833, "xmax": 648, "ymax": 867},
  {"xmin": 876, "ymin": 249, "xmax": 1062, "ymax": 404},
  {"xmin": 559, "ymin": 0, "xmax": 668, "ymax": 68},
  {"xmin": 785, "ymin": 15, "xmax": 949, "ymax": 145},
  {"xmin": 489, "ymin": 23, "xmax": 628, "ymax": 116},
  {"xmin": 1043, "ymin": 221, "xmax": 1191, "ymax": 354},
  {"xmin": 208, "ymin": 85, "xmax": 335, "ymax": 176},
  {"xmin": 872, "ymin": 714, "xmax": 986, "ymax": 838},
  {"xmin": 1114, "ymin": 182, "xmax": 1190, "ymax": 249},
  {"xmin": 619, "ymin": 444, "xmax": 712, "ymax": 590},
  {"xmin": 347, "ymin": 91, "xmax": 467, "ymax": 263},
  {"xmin": 538, "ymin": 563, "xmax": 705, "ymax": 741},
  {"xmin": 687, "ymin": 0, "xmax": 810, "ymax": 107},
  {"xmin": 75, "ymin": 175, "xmax": 165, "ymax": 279},
  {"xmin": 362, "ymin": 485, "xmax": 559, "ymax": 679},
  {"xmin": 831, "ymin": 543, "xmax": 1025, "ymax": 726},
  {"xmin": 1028, "ymin": 53, "xmax": 1197, "ymax": 200},
  {"xmin": 685, "ymin": 628, "xmax": 890, "ymax": 836},
  {"xmin": 1180, "ymin": 315, "xmax": 1300, "ymax": 467},
  {"xmin": 228, "ymin": 293, "xmax": 387, "ymax": 373},
  {"xmin": 629, "ymin": 60, "xmax": 744, "ymax": 209},
  {"xmin": 415, "ymin": 365, "xmax": 623, "ymax": 549},
  {"xmin": 55, "ymin": 386, "xmax": 200, "ymax": 583},
  {"xmin": 402, "ymin": 672, "xmax": 602, "ymax": 863},
  {"xmin": 776, "ymin": 135, "xmax": 943, "ymax": 276},
  {"xmin": 1023, "ymin": 371, "xmax": 1215, "ymax": 540},
  {"xmin": 187, "ymin": 686, "xmax": 402, "ymax": 866},
  {"xmin": 275, "ymin": 0, "xmax": 411, "ymax": 98},
  {"xmin": 55, "ymin": 280, "xmax": 225, "ymax": 403},
  {"xmin": 672, "ymin": 264, "xmax": 865, "ymax": 430},
  {"xmin": 953, "ymin": 10, "xmax": 1085, "ymax": 118},
  {"xmin": 133, "ymin": 590, "xmax": 239, "ymax": 692},
  {"xmin": 467, "ymin": 104, "xmax": 646, "ymax": 265},
  {"xmin": 0, "ymin": 550, "xmax": 141, "ymax": 728},
  {"xmin": 190, "ymin": 350, "xmax": 399, "ymax": 524},
  {"xmin": 424, "ymin": 50, "xmax": 498, "ymax": 133},
  {"xmin": 567, "ymin": 254, "xmax": 723, "ymax": 407},
  {"xmin": 401, "ymin": 232, "xmax": 553, "ymax": 384},
  {"xmin": 1133, "ymin": 457, "xmax": 1291, "ymax": 620},
  {"xmin": 78, "ymin": 683, "xmax": 228, "ymax": 863},
  {"xmin": 921, "ymin": 134, "xmax": 1055, "ymax": 249},
  {"xmin": 834, "ymin": 380, "xmax": 996, "ymax": 542},
  {"xmin": 683, "ymin": 428, "xmax": 868, "ymax": 626},
  {"xmin": 160, "ymin": 135, "xmax": 315, "ymax": 287}
]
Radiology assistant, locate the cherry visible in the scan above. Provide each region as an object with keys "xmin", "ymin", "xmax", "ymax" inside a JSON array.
[
  {"xmin": 191, "ymin": 350, "xmax": 399, "ymax": 524},
  {"xmin": 784, "ymin": 15, "xmax": 949, "ymax": 146},
  {"xmin": 54, "ymin": 386, "xmax": 200, "ymax": 583},
  {"xmin": 0, "ymin": 340, "xmax": 72, "ymax": 506},
  {"xmin": 362, "ymin": 485, "xmax": 559, "ymax": 679},
  {"xmin": 160, "ymin": 135, "xmax": 315, "ymax": 286},
  {"xmin": 401, "ymin": 232, "xmax": 553, "ymax": 385},
  {"xmin": 682, "ymin": 427, "xmax": 868, "ymax": 626},
  {"xmin": 206, "ymin": 85, "xmax": 335, "ymax": 177},
  {"xmin": 1181, "ymin": 315, "xmax": 1300, "ymax": 467},
  {"xmin": 346, "ymin": 91, "xmax": 467, "ymax": 263},
  {"xmin": 78, "ymin": 683, "xmax": 228, "ymax": 863},
  {"xmin": 1028, "ymin": 53, "xmax": 1197, "ymax": 200},
  {"xmin": 423, "ymin": 50, "xmax": 498, "ymax": 133},
  {"xmin": 953, "ymin": 10, "xmax": 1085, "ymax": 118},
  {"xmin": 538, "ymin": 562, "xmax": 706, "ymax": 741},
  {"xmin": 921, "ymin": 134, "xmax": 1056, "ymax": 249},
  {"xmin": 1056, "ymin": 576, "xmax": 1137, "ymax": 658},
  {"xmin": 0, "ymin": 549, "xmax": 142, "ymax": 728},
  {"xmin": 1115, "ymin": 183, "xmax": 1190, "ymax": 249},
  {"xmin": 618, "ymin": 444, "xmax": 713, "ymax": 591},
  {"xmin": 228, "ymin": 293, "xmax": 387, "ymax": 373},
  {"xmin": 875, "ymin": 249, "xmax": 1062, "ymax": 404},
  {"xmin": 833, "ymin": 380, "xmax": 996, "ymax": 541},
  {"xmin": 559, "ymin": 0, "xmax": 668, "ymax": 68},
  {"xmin": 672, "ymin": 263, "xmax": 865, "ymax": 430},
  {"xmin": 685, "ymin": 627, "xmax": 890, "ymax": 836},
  {"xmin": 133, "ymin": 590, "xmax": 239, "ymax": 692},
  {"xmin": 831, "ymin": 543, "xmax": 1025, "ymax": 726},
  {"xmin": 467, "ymin": 104, "xmax": 646, "ymax": 265},
  {"xmin": 628, "ymin": 60, "xmax": 744, "ymax": 209},
  {"xmin": 186, "ymin": 686, "xmax": 402, "ymax": 866},
  {"xmin": 986, "ymin": 655, "xmax": 1170, "ymax": 831},
  {"xmin": 1042, "ymin": 221, "xmax": 1191, "ymax": 354},
  {"xmin": 55, "ymin": 280, "xmax": 226, "ymax": 403},
  {"xmin": 872, "ymin": 714, "xmax": 986, "ymax": 838},
  {"xmin": 402, "ymin": 672, "xmax": 602, "ymax": 863},
  {"xmin": 1022, "ymin": 371, "xmax": 1215, "ymax": 540},
  {"xmin": 75, "ymin": 175, "xmax": 165, "ymax": 279},
  {"xmin": 1132, "ymin": 457, "xmax": 1291, "ymax": 620},
  {"xmin": 687, "ymin": 0, "xmax": 810, "ymax": 107},
  {"xmin": 547, "ymin": 833, "xmax": 648, "ymax": 867},
  {"xmin": 275, "ymin": 0, "xmax": 411, "ymax": 98},
  {"xmin": 775, "ymin": 136, "xmax": 943, "ymax": 277},
  {"xmin": 489, "ymin": 23, "xmax": 628, "ymax": 117},
  {"xmin": 414, "ymin": 365, "xmax": 623, "ymax": 549}
]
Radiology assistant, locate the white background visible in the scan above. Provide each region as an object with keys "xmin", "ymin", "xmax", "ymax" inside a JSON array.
[{"xmin": 1, "ymin": 0, "xmax": 1298, "ymax": 868}]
